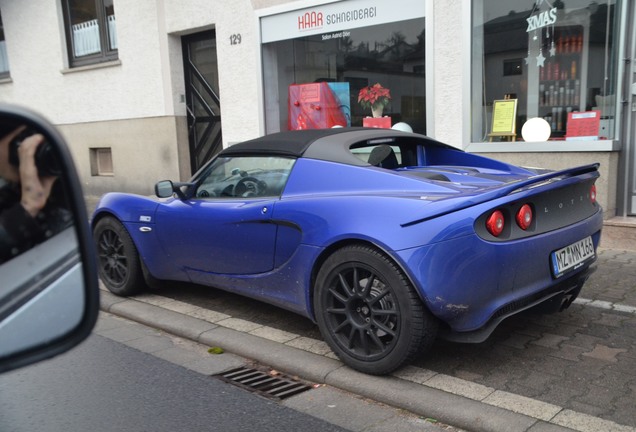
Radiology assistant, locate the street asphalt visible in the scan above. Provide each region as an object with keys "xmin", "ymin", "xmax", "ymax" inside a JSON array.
[{"xmin": 98, "ymin": 248, "xmax": 636, "ymax": 432}]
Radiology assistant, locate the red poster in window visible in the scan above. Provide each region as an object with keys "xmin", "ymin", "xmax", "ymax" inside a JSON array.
[
  {"xmin": 565, "ymin": 110, "xmax": 601, "ymax": 140},
  {"xmin": 362, "ymin": 116, "xmax": 391, "ymax": 129},
  {"xmin": 288, "ymin": 83, "xmax": 347, "ymax": 130}
]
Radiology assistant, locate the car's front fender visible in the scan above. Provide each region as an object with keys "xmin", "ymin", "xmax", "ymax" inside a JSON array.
[
  {"xmin": 91, "ymin": 193, "xmax": 186, "ymax": 281},
  {"xmin": 91, "ymin": 193, "xmax": 162, "ymax": 225}
]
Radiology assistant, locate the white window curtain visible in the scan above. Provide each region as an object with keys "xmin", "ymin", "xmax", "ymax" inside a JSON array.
[
  {"xmin": 0, "ymin": 41, "xmax": 9, "ymax": 73},
  {"xmin": 72, "ymin": 19, "xmax": 101, "ymax": 57},
  {"xmin": 107, "ymin": 15, "xmax": 117, "ymax": 50}
]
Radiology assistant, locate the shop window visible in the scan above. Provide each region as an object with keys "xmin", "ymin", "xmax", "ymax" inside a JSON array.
[
  {"xmin": 262, "ymin": 17, "xmax": 426, "ymax": 134},
  {"xmin": 0, "ymin": 11, "xmax": 9, "ymax": 78},
  {"xmin": 472, "ymin": 0, "xmax": 621, "ymax": 142},
  {"xmin": 62, "ymin": 0, "xmax": 117, "ymax": 67}
]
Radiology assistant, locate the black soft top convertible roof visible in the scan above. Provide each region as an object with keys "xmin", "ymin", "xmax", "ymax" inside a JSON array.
[{"xmin": 219, "ymin": 127, "xmax": 456, "ymax": 167}]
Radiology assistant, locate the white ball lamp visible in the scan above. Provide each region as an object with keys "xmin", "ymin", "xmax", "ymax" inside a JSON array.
[
  {"xmin": 521, "ymin": 117, "xmax": 551, "ymax": 142},
  {"xmin": 391, "ymin": 122, "xmax": 413, "ymax": 133}
]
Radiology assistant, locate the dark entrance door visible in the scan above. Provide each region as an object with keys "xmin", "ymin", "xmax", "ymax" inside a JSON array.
[{"xmin": 182, "ymin": 31, "xmax": 222, "ymax": 174}]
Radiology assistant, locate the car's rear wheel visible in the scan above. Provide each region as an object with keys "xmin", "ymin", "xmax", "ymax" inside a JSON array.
[
  {"xmin": 314, "ymin": 245, "xmax": 437, "ymax": 375},
  {"xmin": 93, "ymin": 217, "xmax": 145, "ymax": 296}
]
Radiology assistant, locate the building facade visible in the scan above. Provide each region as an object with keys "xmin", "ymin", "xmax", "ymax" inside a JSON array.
[{"xmin": 1, "ymin": 0, "xmax": 634, "ymax": 232}]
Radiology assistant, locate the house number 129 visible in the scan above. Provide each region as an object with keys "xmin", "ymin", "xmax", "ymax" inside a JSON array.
[{"xmin": 229, "ymin": 34, "xmax": 242, "ymax": 45}]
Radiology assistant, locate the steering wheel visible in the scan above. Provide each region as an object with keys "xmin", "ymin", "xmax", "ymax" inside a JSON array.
[
  {"xmin": 234, "ymin": 177, "xmax": 262, "ymax": 197},
  {"xmin": 196, "ymin": 189, "xmax": 217, "ymax": 198}
]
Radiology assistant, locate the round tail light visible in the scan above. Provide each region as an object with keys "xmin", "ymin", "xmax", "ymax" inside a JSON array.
[
  {"xmin": 516, "ymin": 204, "xmax": 533, "ymax": 230},
  {"xmin": 590, "ymin": 184, "xmax": 597, "ymax": 204},
  {"xmin": 486, "ymin": 210, "xmax": 505, "ymax": 237}
]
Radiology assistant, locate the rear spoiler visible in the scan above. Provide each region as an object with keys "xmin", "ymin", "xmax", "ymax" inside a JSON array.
[{"xmin": 402, "ymin": 163, "xmax": 600, "ymax": 227}]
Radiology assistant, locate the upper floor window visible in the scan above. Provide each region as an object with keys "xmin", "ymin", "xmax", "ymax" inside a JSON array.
[
  {"xmin": 62, "ymin": 0, "xmax": 117, "ymax": 67},
  {"xmin": 0, "ymin": 11, "xmax": 9, "ymax": 78}
]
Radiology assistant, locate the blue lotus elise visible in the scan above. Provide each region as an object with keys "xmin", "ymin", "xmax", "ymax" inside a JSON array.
[{"xmin": 92, "ymin": 128, "xmax": 603, "ymax": 375}]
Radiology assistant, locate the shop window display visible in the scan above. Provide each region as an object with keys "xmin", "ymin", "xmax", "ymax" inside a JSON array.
[
  {"xmin": 472, "ymin": 0, "xmax": 621, "ymax": 142},
  {"xmin": 262, "ymin": 18, "xmax": 425, "ymax": 134}
]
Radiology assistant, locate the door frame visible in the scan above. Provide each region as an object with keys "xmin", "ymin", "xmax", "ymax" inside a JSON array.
[{"xmin": 182, "ymin": 30, "xmax": 223, "ymax": 174}]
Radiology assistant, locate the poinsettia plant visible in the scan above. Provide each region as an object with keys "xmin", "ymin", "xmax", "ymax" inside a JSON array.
[{"xmin": 358, "ymin": 83, "xmax": 391, "ymax": 111}]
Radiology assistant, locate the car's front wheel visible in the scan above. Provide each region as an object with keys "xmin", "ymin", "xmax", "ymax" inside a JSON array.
[
  {"xmin": 93, "ymin": 217, "xmax": 145, "ymax": 296},
  {"xmin": 314, "ymin": 245, "xmax": 437, "ymax": 375}
]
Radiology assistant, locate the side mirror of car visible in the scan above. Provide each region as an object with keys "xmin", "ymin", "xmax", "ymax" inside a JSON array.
[
  {"xmin": 0, "ymin": 104, "xmax": 99, "ymax": 373},
  {"xmin": 155, "ymin": 180, "xmax": 194, "ymax": 200},
  {"xmin": 155, "ymin": 180, "xmax": 175, "ymax": 198}
]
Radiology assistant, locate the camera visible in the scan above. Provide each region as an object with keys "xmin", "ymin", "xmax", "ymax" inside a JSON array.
[{"xmin": 8, "ymin": 130, "xmax": 62, "ymax": 177}]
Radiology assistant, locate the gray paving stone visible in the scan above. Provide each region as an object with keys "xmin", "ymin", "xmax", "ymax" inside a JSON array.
[
  {"xmin": 526, "ymin": 421, "xmax": 578, "ymax": 432},
  {"xmin": 325, "ymin": 368, "xmax": 538, "ymax": 432},
  {"xmin": 550, "ymin": 344, "xmax": 586, "ymax": 361},
  {"xmin": 582, "ymin": 345, "xmax": 628, "ymax": 363},
  {"xmin": 531, "ymin": 333, "xmax": 570, "ymax": 348},
  {"xmin": 93, "ymin": 313, "xmax": 130, "ymax": 333},
  {"xmin": 501, "ymin": 333, "xmax": 537, "ymax": 350},
  {"xmin": 96, "ymin": 323, "xmax": 159, "ymax": 343},
  {"xmin": 122, "ymin": 334, "xmax": 176, "ymax": 353},
  {"xmin": 283, "ymin": 386, "xmax": 395, "ymax": 431},
  {"xmin": 611, "ymin": 392, "xmax": 636, "ymax": 427},
  {"xmin": 504, "ymin": 383, "xmax": 544, "ymax": 399},
  {"xmin": 537, "ymin": 382, "xmax": 587, "ymax": 408},
  {"xmin": 151, "ymin": 345, "xmax": 207, "ymax": 366},
  {"xmin": 514, "ymin": 371, "xmax": 560, "ymax": 393},
  {"xmin": 108, "ymin": 297, "xmax": 218, "ymax": 341},
  {"xmin": 567, "ymin": 333, "xmax": 606, "ymax": 350},
  {"xmin": 99, "ymin": 290, "xmax": 128, "ymax": 310},
  {"xmin": 181, "ymin": 354, "xmax": 245, "ymax": 376},
  {"xmin": 364, "ymin": 415, "xmax": 456, "ymax": 432},
  {"xmin": 197, "ymin": 326, "xmax": 343, "ymax": 384}
]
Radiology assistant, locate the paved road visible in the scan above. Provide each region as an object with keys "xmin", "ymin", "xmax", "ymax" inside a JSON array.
[
  {"xmin": 106, "ymin": 248, "xmax": 636, "ymax": 431},
  {"xmin": 0, "ymin": 329, "xmax": 344, "ymax": 432},
  {"xmin": 1, "ymin": 314, "xmax": 455, "ymax": 432}
]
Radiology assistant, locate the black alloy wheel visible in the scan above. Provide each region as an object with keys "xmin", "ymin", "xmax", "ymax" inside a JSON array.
[
  {"xmin": 93, "ymin": 217, "xmax": 145, "ymax": 296},
  {"xmin": 314, "ymin": 245, "xmax": 437, "ymax": 375}
]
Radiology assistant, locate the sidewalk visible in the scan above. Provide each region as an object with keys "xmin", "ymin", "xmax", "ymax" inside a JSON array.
[
  {"xmin": 99, "ymin": 248, "xmax": 636, "ymax": 432},
  {"xmin": 94, "ymin": 312, "xmax": 458, "ymax": 432}
]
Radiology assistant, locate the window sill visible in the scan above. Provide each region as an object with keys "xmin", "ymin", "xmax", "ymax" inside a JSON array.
[
  {"xmin": 466, "ymin": 140, "xmax": 621, "ymax": 153},
  {"xmin": 0, "ymin": 76, "xmax": 13, "ymax": 84},
  {"xmin": 61, "ymin": 59, "xmax": 121, "ymax": 75}
]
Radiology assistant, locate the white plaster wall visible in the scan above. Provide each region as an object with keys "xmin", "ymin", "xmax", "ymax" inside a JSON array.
[
  {"xmin": 0, "ymin": 0, "xmax": 168, "ymax": 124},
  {"xmin": 213, "ymin": 0, "xmax": 262, "ymax": 144},
  {"xmin": 58, "ymin": 117, "xmax": 183, "ymax": 200},
  {"xmin": 431, "ymin": 0, "xmax": 464, "ymax": 148},
  {"xmin": 0, "ymin": 0, "xmax": 265, "ymax": 149},
  {"xmin": 163, "ymin": 0, "xmax": 263, "ymax": 145}
]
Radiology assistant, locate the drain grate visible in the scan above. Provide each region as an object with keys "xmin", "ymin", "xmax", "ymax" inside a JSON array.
[{"xmin": 214, "ymin": 367, "xmax": 313, "ymax": 400}]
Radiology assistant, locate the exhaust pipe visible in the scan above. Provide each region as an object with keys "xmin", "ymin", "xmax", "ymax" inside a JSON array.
[{"xmin": 560, "ymin": 295, "xmax": 574, "ymax": 311}]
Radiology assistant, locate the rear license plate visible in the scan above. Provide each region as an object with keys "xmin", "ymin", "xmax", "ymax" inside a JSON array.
[{"xmin": 550, "ymin": 236, "xmax": 595, "ymax": 278}]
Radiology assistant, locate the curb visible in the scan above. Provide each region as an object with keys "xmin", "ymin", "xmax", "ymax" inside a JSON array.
[{"xmin": 100, "ymin": 290, "xmax": 635, "ymax": 432}]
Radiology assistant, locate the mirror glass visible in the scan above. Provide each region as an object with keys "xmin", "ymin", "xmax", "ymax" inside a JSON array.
[
  {"xmin": 0, "ymin": 107, "xmax": 97, "ymax": 372},
  {"xmin": 155, "ymin": 180, "xmax": 173, "ymax": 198}
]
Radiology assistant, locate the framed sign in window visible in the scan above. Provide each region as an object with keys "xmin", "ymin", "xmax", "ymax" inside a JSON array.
[
  {"xmin": 489, "ymin": 99, "xmax": 518, "ymax": 141},
  {"xmin": 565, "ymin": 110, "xmax": 600, "ymax": 141}
]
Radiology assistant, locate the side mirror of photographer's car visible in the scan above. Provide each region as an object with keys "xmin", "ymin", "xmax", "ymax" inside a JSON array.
[{"xmin": 0, "ymin": 104, "xmax": 99, "ymax": 373}]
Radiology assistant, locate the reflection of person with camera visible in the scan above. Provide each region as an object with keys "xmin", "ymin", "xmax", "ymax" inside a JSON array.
[{"xmin": 0, "ymin": 126, "xmax": 70, "ymax": 263}]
